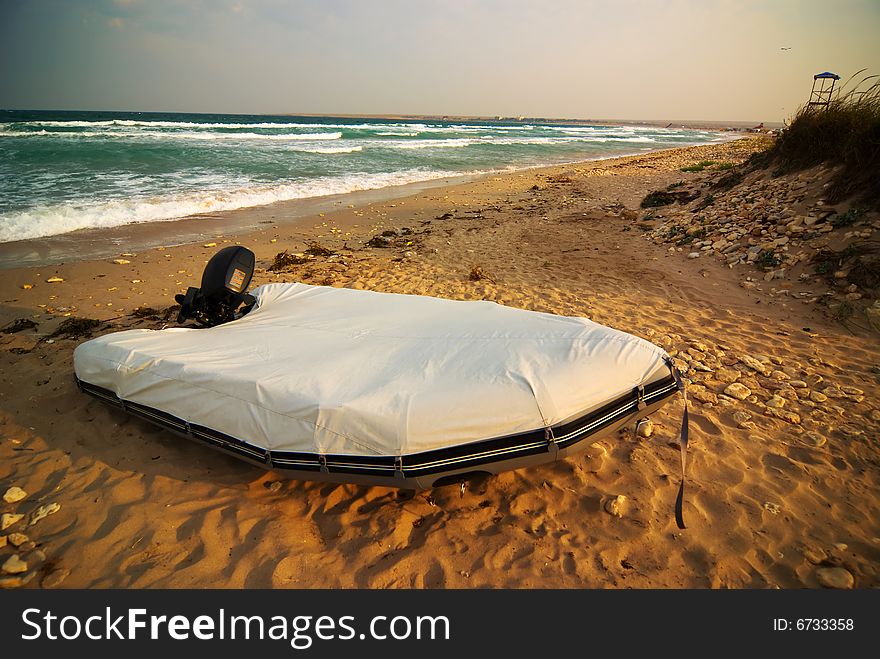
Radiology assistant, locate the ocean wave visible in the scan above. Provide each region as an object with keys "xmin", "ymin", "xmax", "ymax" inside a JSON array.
[
  {"xmin": 0, "ymin": 128, "xmax": 343, "ymax": 141},
  {"xmin": 17, "ymin": 119, "xmax": 337, "ymax": 130},
  {"xmin": 381, "ymin": 138, "xmax": 476, "ymax": 149},
  {"xmin": 285, "ymin": 145, "xmax": 363, "ymax": 154},
  {"xmin": 0, "ymin": 168, "xmax": 471, "ymax": 242}
]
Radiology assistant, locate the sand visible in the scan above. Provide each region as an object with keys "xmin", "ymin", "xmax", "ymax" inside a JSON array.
[{"xmin": 1, "ymin": 137, "xmax": 878, "ymax": 589}]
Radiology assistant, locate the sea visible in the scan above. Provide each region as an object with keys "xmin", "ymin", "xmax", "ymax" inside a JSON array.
[{"xmin": 0, "ymin": 110, "xmax": 728, "ymax": 244}]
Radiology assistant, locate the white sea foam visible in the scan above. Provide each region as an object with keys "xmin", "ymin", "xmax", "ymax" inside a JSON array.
[
  {"xmin": 375, "ymin": 131, "xmax": 420, "ymax": 136},
  {"xmin": 0, "ymin": 129, "xmax": 343, "ymax": 141},
  {"xmin": 285, "ymin": 145, "xmax": 363, "ymax": 154},
  {"xmin": 19, "ymin": 119, "xmax": 340, "ymax": 130},
  {"xmin": 382, "ymin": 138, "xmax": 476, "ymax": 149},
  {"xmin": 0, "ymin": 168, "xmax": 469, "ymax": 242}
]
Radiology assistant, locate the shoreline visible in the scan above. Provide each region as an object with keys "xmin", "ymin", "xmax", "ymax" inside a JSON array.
[
  {"xmin": 0, "ymin": 139, "xmax": 740, "ymax": 269},
  {"xmin": 1, "ymin": 134, "xmax": 877, "ymax": 589}
]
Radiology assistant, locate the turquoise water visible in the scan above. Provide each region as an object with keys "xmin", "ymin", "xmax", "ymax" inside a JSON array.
[{"xmin": 0, "ymin": 110, "xmax": 726, "ymax": 243}]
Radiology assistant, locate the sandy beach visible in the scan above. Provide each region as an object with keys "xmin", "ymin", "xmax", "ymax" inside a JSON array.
[{"xmin": 1, "ymin": 137, "xmax": 878, "ymax": 589}]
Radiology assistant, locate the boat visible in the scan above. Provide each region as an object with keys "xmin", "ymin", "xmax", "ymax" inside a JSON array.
[{"xmin": 73, "ymin": 247, "xmax": 689, "ymax": 526}]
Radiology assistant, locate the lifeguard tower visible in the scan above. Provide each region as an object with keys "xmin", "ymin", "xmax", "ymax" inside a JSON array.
[{"xmin": 808, "ymin": 72, "xmax": 841, "ymax": 107}]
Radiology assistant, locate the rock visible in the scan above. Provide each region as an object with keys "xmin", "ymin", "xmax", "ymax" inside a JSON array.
[
  {"xmin": 739, "ymin": 354, "xmax": 772, "ymax": 376},
  {"xmin": 687, "ymin": 252, "xmax": 701, "ymax": 259},
  {"xmin": 46, "ymin": 277, "xmax": 64, "ymax": 283},
  {"xmin": 816, "ymin": 567, "xmax": 854, "ymax": 589},
  {"xmin": 29, "ymin": 502, "xmax": 60, "ymax": 526},
  {"xmin": 636, "ymin": 419, "xmax": 654, "ymax": 438},
  {"xmin": 0, "ymin": 536, "xmax": 5, "ymax": 548},
  {"xmin": 112, "ymin": 259, "xmax": 131, "ymax": 265},
  {"xmin": 2, "ymin": 554, "xmax": 28, "ymax": 575},
  {"xmin": 2, "ymin": 486, "xmax": 27, "ymax": 504},
  {"xmin": 732, "ymin": 410, "xmax": 752, "ymax": 428},
  {"xmin": 715, "ymin": 367, "xmax": 740, "ymax": 383},
  {"xmin": 763, "ymin": 502, "xmax": 781, "ymax": 514},
  {"xmin": 1, "ymin": 514, "xmax": 24, "ymax": 531},
  {"xmin": 765, "ymin": 407, "xmax": 801, "ymax": 424},
  {"xmin": 724, "ymin": 382, "xmax": 752, "ymax": 400},
  {"xmin": 7, "ymin": 533, "xmax": 28, "ymax": 547},
  {"xmin": 766, "ymin": 395, "xmax": 787, "ymax": 409},
  {"xmin": 739, "ymin": 376, "xmax": 761, "ymax": 390},
  {"xmin": 41, "ymin": 568, "xmax": 70, "ymax": 589},
  {"xmin": 800, "ymin": 432, "xmax": 827, "ymax": 448},
  {"xmin": 802, "ymin": 546, "xmax": 826, "ymax": 564},
  {"xmin": 604, "ymin": 495, "xmax": 627, "ymax": 517},
  {"xmin": 689, "ymin": 386, "xmax": 718, "ymax": 405},
  {"xmin": 21, "ymin": 283, "xmax": 33, "ymax": 290},
  {"xmin": 267, "ymin": 481, "xmax": 282, "ymax": 493},
  {"xmin": 822, "ymin": 386, "xmax": 846, "ymax": 399},
  {"xmin": 584, "ymin": 442, "xmax": 606, "ymax": 471},
  {"xmin": 841, "ymin": 386, "xmax": 864, "ymax": 397},
  {"xmin": 0, "ymin": 572, "xmax": 35, "ymax": 589},
  {"xmin": 788, "ymin": 380, "xmax": 808, "ymax": 389},
  {"xmin": 833, "ymin": 542, "xmax": 848, "ymax": 552}
]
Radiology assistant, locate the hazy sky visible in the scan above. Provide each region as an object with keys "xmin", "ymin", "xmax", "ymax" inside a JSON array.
[{"xmin": 1, "ymin": 0, "xmax": 878, "ymax": 121}]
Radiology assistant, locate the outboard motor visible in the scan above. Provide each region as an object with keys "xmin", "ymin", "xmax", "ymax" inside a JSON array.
[{"xmin": 175, "ymin": 246, "xmax": 256, "ymax": 327}]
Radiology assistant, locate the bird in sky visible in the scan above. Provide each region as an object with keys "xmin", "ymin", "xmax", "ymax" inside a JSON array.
[{"xmin": 780, "ymin": 46, "xmax": 791, "ymax": 50}]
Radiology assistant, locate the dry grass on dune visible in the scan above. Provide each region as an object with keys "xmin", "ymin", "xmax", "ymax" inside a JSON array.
[{"xmin": 759, "ymin": 70, "xmax": 880, "ymax": 205}]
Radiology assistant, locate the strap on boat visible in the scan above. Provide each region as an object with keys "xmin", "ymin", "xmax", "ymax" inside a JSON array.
[
  {"xmin": 545, "ymin": 427, "xmax": 559, "ymax": 459},
  {"xmin": 665, "ymin": 357, "xmax": 689, "ymax": 530}
]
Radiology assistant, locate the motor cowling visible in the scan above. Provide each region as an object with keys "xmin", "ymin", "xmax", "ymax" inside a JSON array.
[{"xmin": 175, "ymin": 246, "xmax": 256, "ymax": 327}]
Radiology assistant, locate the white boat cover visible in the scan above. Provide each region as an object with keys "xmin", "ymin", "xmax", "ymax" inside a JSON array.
[{"xmin": 74, "ymin": 283, "xmax": 671, "ymax": 457}]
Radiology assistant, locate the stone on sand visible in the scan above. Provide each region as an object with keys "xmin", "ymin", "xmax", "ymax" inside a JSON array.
[
  {"xmin": 800, "ymin": 432, "xmax": 827, "ymax": 448},
  {"xmin": 689, "ymin": 386, "xmax": 718, "ymax": 404},
  {"xmin": 815, "ymin": 567, "xmax": 854, "ymax": 589},
  {"xmin": 2, "ymin": 486, "xmax": 27, "ymax": 504},
  {"xmin": 732, "ymin": 410, "xmax": 752, "ymax": 427},
  {"xmin": 724, "ymin": 382, "xmax": 751, "ymax": 400},
  {"xmin": 801, "ymin": 546, "xmax": 826, "ymax": 565},
  {"xmin": 636, "ymin": 419, "xmax": 654, "ymax": 438},
  {"xmin": 739, "ymin": 354, "xmax": 772, "ymax": 376},
  {"xmin": 1, "ymin": 514, "xmax": 24, "ymax": 531},
  {"xmin": 715, "ymin": 367, "xmax": 740, "ymax": 383},
  {"xmin": 765, "ymin": 407, "xmax": 801, "ymax": 424},
  {"xmin": 604, "ymin": 495, "xmax": 627, "ymax": 517},
  {"xmin": 0, "ymin": 575, "xmax": 28, "ymax": 589},
  {"xmin": 29, "ymin": 502, "xmax": 60, "ymax": 526},
  {"xmin": 7, "ymin": 533, "xmax": 28, "ymax": 547},
  {"xmin": 765, "ymin": 395, "xmax": 786, "ymax": 409},
  {"xmin": 2, "ymin": 554, "xmax": 28, "ymax": 575}
]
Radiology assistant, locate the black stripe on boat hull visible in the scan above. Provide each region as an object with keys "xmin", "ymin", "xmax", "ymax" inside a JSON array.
[{"xmin": 75, "ymin": 373, "xmax": 678, "ymax": 486}]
